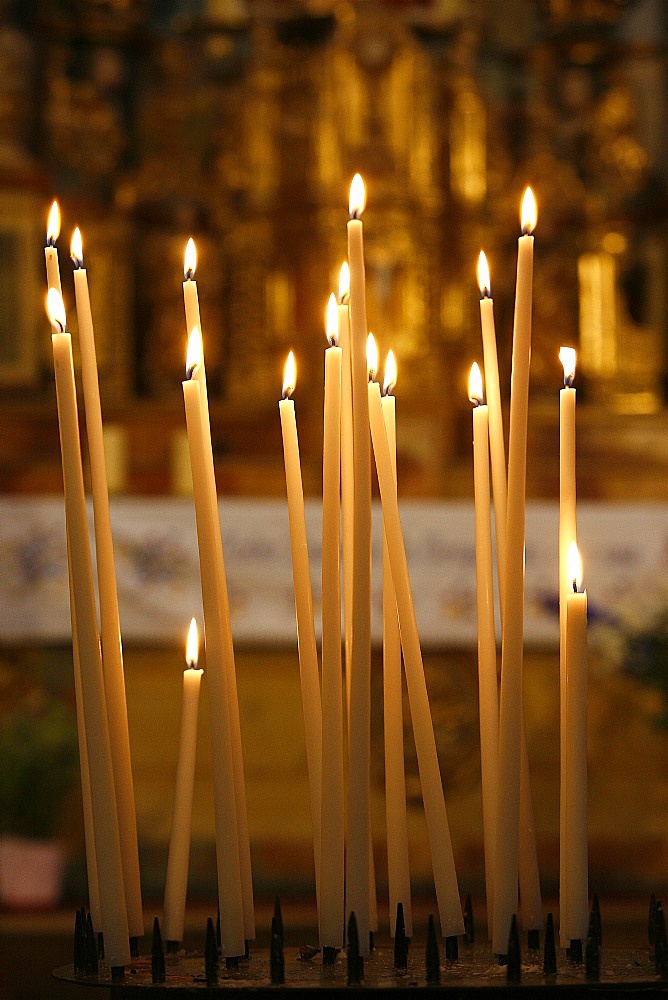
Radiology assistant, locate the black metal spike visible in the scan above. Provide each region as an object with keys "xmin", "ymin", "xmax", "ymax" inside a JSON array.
[
  {"xmin": 73, "ymin": 909, "xmax": 85, "ymax": 976},
  {"xmin": 507, "ymin": 914, "xmax": 521, "ymax": 984},
  {"xmin": 543, "ymin": 913, "xmax": 557, "ymax": 976},
  {"xmin": 129, "ymin": 935, "xmax": 139, "ymax": 959},
  {"xmin": 425, "ymin": 914, "xmax": 440, "ymax": 986},
  {"xmin": 216, "ymin": 905, "xmax": 222, "ymax": 950},
  {"xmin": 225, "ymin": 954, "xmax": 240, "ymax": 971},
  {"xmin": 445, "ymin": 934, "xmax": 458, "ymax": 961},
  {"xmin": 463, "ymin": 892, "xmax": 474, "ymax": 945},
  {"xmin": 273, "ymin": 897, "xmax": 284, "ymax": 948},
  {"xmin": 244, "ymin": 939, "xmax": 250, "ymax": 961},
  {"xmin": 270, "ymin": 914, "xmax": 285, "ymax": 984},
  {"xmin": 569, "ymin": 938, "xmax": 583, "ymax": 964},
  {"xmin": 166, "ymin": 939, "xmax": 179, "ymax": 954},
  {"xmin": 585, "ymin": 910, "xmax": 600, "ymax": 982},
  {"xmin": 394, "ymin": 902, "xmax": 408, "ymax": 971},
  {"xmin": 347, "ymin": 911, "xmax": 363, "ymax": 985},
  {"xmin": 205, "ymin": 916, "xmax": 218, "ymax": 986},
  {"xmin": 655, "ymin": 902, "xmax": 667, "ymax": 978},
  {"xmin": 649, "ymin": 892, "xmax": 658, "ymax": 954},
  {"xmin": 369, "ymin": 931, "xmax": 374, "ymax": 952},
  {"xmin": 110, "ymin": 966, "xmax": 125, "ymax": 983},
  {"xmin": 151, "ymin": 916, "xmax": 165, "ymax": 984},
  {"xmin": 592, "ymin": 891, "xmax": 602, "ymax": 946},
  {"xmin": 97, "ymin": 931, "xmax": 104, "ymax": 961},
  {"xmin": 84, "ymin": 912, "xmax": 98, "ymax": 976}
]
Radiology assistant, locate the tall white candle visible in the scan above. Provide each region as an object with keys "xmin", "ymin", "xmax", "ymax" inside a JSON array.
[
  {"xmin": 185, "ymin": 317, "xmax": 255, "ymax": 943},
  {"xmin": 337, "ymin": 263, "xmax": 354, "ymax": 717},
  {"xmin": 564, "ymin": 543, "xmax": 589, "ymax": 944},
  {"xmin": 182, "ymin": 362, "xmax": 245, "ymax": 958},
  {"xmin": 559, "ymin": 346, "xmax": 577, "ymax": 947},
  {"xmin": 70, "ymin": 228, "xmax": 144, "ymax": 941},
  {"xmin": 346, "ymin": 174, "xmax": 373, "ymax": 954},
  {"xmin": 493, "ymin": 187, "xmax": 537, "ymax": 957},
  {"xmin": 320, "ymin": 300, "xmax": 345, "ymax": 949},
  {"xmin": 368, "ymin": 376, "xmax": 463, "ymax": 939},
  {"xmin": 163, "ymin": 619, "xmax": 203, "ymax": 946},
  {"xmin": 477, "ymin": 252, "xmax": 507, "ymax": 616},
  {"xmin": 48, "ymin": 290, "xmax": 130, "ymax": 970},
  {"xmin": 381, "ymin": 350, "xmax": 412, "ymax": 940},
  {"xmin": 44, "ymin": 213, "xmax": 101, "ymax": 931},
  {"xmin": 279, "ymin": 352, "xmax": 323, "ymax": 914},
  {"xmin": 469, "ymin": 363, "xmax": 499, "ymax": 935}
]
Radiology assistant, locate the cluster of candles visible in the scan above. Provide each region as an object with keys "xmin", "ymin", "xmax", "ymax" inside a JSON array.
[{"xmin": 43, "ymin": 173, "xmax": 588, "ymax": 974}]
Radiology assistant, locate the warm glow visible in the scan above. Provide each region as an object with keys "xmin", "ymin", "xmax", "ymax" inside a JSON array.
[
  {"xmin": 47, "ymin": 200, "xmax": 60, "ymax": 244},
  {"xmin": 383, "ymin": 350, "xmax": 397, "ymax": 396},
  {"xmin": 326, "ymin": 293, "xmax": 338, "ymax": 346},
  {"xmin": 283, "ymin": 350, "xmax": 296, "ymax": 398},
  {"xmin": 521, "ymin": 187, "xmax": 537, "ymax": 234},
  {"xmin": 468, "ymin": 361, "xmax": 484, "ymax": 405},
  {"xmin": 567, "ymin": 541, "xmax": 583, "ymax": 593},
  {"xmin": 366, "ymin": 333, "xmax": 378, "ymax": 381},
  {"xmin": 184, "ymin": 237, "xmax": 197, "ymax": 279},
  {"xmin": 70, "ymin": 227, "xmax": 83, "ymax": 268},
  {"xmin": 185, "ymin": 617, "xmax": 200, "ymax": 669},
  {"xmin": 46, "ymin": 288, "xmax": 67, "ymax": 332},
  {"xmin": 559, "ymin": 346, "xmax": 576, "ymax": 386},
  {"xmin": 349, "ymin": 173, "xmax": 366, "ymax": 219},
  {"xmin": 338, "ymin": 261, "xmax": 350, "ymax": 302},
  {"xmin": 186, "ymin": 327, "xmax": 202, "ymax": 375},
  {"xmin": 477, "ymin": 251, "xmax": 491, "ymax": 297}
]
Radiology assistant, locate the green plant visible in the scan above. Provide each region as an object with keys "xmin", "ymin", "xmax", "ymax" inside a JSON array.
[{"xmin": 0, "ymin": 651, "xmax": 79, "ymax": 839}]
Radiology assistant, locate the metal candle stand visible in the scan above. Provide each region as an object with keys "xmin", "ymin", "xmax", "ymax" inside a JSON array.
[{"xmin": 53, "ymin": 893, "xmax": 668, "ymax": 997}]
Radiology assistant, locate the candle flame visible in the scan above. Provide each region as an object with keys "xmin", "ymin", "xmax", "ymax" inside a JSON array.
[
  {"xmin": 326, "ymin": 293, "xmax": 338, "ymax": 346},
  {"xmin": 521, "ymin": 187, "xmax": 537, "ymax": 235},
  {"xmin": 47, "ymin": 200, "xmax": 61, "ymax": 245},
  {"xmin": 349, "ymin": 173, "xmax": 366, "ymax": 219},
  {"xmin": 338, "ymin": 261, "xmax": 350, "ymax": 303},
  {"xmin": 567, "ymin": 541, "xmax": 582, "ymax": 593},
  {"xmin": 559, "ymin": 346, "xmax": 576, "ymax": 387},
  {"xmin": 366, "ymin": 333, "xmax": 378, "ymax": 381},
  {"xmin": 46, "ymin": 288, "xmax": 67, "ymax": 333},
  {"xmin": 468, "ymin": 361, "xmax": 484, "ymax": 405},
  {"xmin": 383, "ymin": 349, "xmax": 397, "ymax": 396},
  {"xmin": 184, "ymin": 237, "xmax": 197, "ymax": 280},
  {"xmin": 477, "ymin": 251, "xmax": 491, "ymax": 297},
  {"xmin": 186, "ymin": 327, "xmax": 202, "ymax": 376},
  {"xmin": 185, "ymin": 617, "xmax": 200, "ymax": 668},
  {"xmin": 70, "ymin": 227, "xmax": 83, "ymax": 268},
  {"xmin": 283, "ymin": 350, "xmax": 296, "ymax": 398}
]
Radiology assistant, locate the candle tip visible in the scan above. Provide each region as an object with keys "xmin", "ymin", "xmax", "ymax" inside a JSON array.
[
  {"xmin": 70, "ymin": 227, "xmax": 83, "ymax": 268},
  {"xmin": 326, "ymin": 293, "xmax": 338, "ymax": 346},
  {"xmin": 46, "ymin": 287, "xmax": 67, "ymax": 333},
  {"xmin": 477, "ymin": 251, "xmax": 491, "ymax": 297},
  {"xmin": 184, "ymin": 237, "xmax": 197, "ymax": 280},
  {"xmin": 186, "ymin": 327, "xmax": 202, "ymax": 377},
  {"xmin": 47, "ymin": 200, "xmax": 61, "ymax": 245},
  {"xmin": 349, "ymin": 173, "xmax": 366, "ymax": 219},
  {"xmin": 338, "ymin": 261, "xmax": 350, "ymax": 303},
  {"xmin": 383, "ymin": 349, "xmax": 397, "ymax": 396},
  {"xmin": 366, "ymin": 333, "xmax": 378, "ymax": 382},
  {"xmin": 282, "ymin": 350, "xmax": 296, "ymax": 399},
  {"xmin": 521, "ymin": 186, "xmax": 537, "ymax": 235},
  {"xmin": 559, "ymin": 346, "xmax": 576, "ymax": 387},
  {"xmin": 185, "ymin": 617, "xmax": 199, "ymax": 668},
  {"xmin": 468, "ymin": 361, "xmax": 483, "ymax": 405}
]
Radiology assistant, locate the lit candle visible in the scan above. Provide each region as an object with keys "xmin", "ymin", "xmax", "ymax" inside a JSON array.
[
  {"xmin": 493, "ymin": 187, "xmax": 537, "ymax": 957},
  {"xmin": 337, "ymin": 262, "xmax": 354, "ymax": 716},
  {"xmin": 564, "ymin": 543, "xmax": 588, "ymax": 944},
  {"xmin": 368, "ymin": 373, "xmax": 463, "ymax": 940},
  {"xmin": 183, "ymin": 238, "xmax": 202, "ymax": 339},
  {"xmin": 186, "ymin": 319, "xmax": 255, "ymax": 943},
  {"xmin": 346, "ymin": 173, "xmax": 373, "ymax": 954},
  {"xmin": 70, "ymin": 227, "xmax": 144, "ymax": 941},
  {"xmin": 381, "ymin": 348, "xmax": 412, "ymax": 940},
  {"xmin": 469, "ymin": 362, "xmax": 498, "ymax": 932},
  {"xmin": 279, "ymin": 352, "xmax": 322, "ymax": 914},
  {"xmin": 44, "ymin": 206, "xmax": 100, "ymax": 932},
  {"xmin": 48, "ymin": 289, "xmax": 130, "ymax": 971},
  {"xmin": 163, "ymin": 618, "xmax": 203, "ymax": 948},
  {"xmin": 320, "ymin": 298, "xmax": 345, "ymax": 950},
  {"xmin": 558, "ymin": 346, "xmax": 577, "ymax": 946},
  {"xmin": 477, "ymin": 252, "xmax": 507, "ymax": 616},
  {"xmin": 45, "ymin": 200, "xmax": 62, "ymax": 294},
  {"xmin": 182, "ymin": 346, "xmax": 245, "ymax": 958}
]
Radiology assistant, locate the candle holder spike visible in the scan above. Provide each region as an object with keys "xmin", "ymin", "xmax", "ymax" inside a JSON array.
[
  {"xmin": 273, "ymin": 897, "xmax": 284, "ymax": 948},
  {"xmin": 346, "ymin": 911, "xmax": 363, "ymax": 985},
  {"xmin": 151, "ymin": 916, "xmax": 165, "ymax": 984},
  {"xmin": 585, "ymin": 913, "xmax": 600, "ymax": 982},
  {"xmin": 425, "ymin": 914, "xmax": 440, "ymax": 985},
  {"xmin": 592, "ymin": 891, "xmax": 602, "ymax": 946},
  {"xmin": 527, "ymin": 928, "xmax": 540, "ymax": 952},
  {"xmin": 507, "ymin": 914, "xmax": 521, "ymax": 984},
  {"xmin": 445, "ymin": 933, "xmax": 458, "ymax": 961},
  {"xmin": 270, "ymin": 915, "xmax": 285, "ymax": 984},
  {"xmin": 649, "ymin": 892, "xmax": 658, "ymax": 953},
  {"xmin": 393, "ymin": 902, "xmax": 408, "ymax": 971},
  {"xmin": 85, "ymin": 913, "xmax": 98, "ymax": 976},
  {"xmin": 568, "ymin": 938, "xmax": 583, "ymax": 964},
  {"xmin": 204, "ymin": 917, "xmax": 218, "ymax": 986},
  {"xmin": 543, "ymin": 913, "xmax": 557, "ymax": 976},
  {"xmin": 655, "ymin": 902, "xmax": 667, "ymax": 978},
  {"xmin": 73, "ymin": 908, "xmax": 85, "ymax": 976}
]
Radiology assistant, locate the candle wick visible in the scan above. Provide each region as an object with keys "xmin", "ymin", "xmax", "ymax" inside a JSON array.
[
  {"xmin": 54, "ymin": 319, "xmax": 65, "ymax": 334},
  {"xmin": 46, "ymin": 237, "xmax": 56, "ymax": 248},
  {"xmin": 71, "ymin": 256, "xmax": 83, "ymax": 270},
  {"xmin": 185, "ymin": 270, "xmax": 194, "ymax": 281},
  {"xmin": 564, "ymin": 373, "xmax": 575, "ymax": 388},
  {"xmin": 328, "ymin": 334, "xmax": 338, "ymax": 348},
  {"xmin": 338, "ymin": 292, "xmax": 349, "ymax": 306},
  {"xmin": 481, "ymin": 288, "xmax": 491, "ymax": 300},
  {"xmin": 572, "ymin": 579, "xmax": 578, "ymax": 594},
  {"xmin": 186, "ymin": 364, "xmax": 197, "ymax": 380}
]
